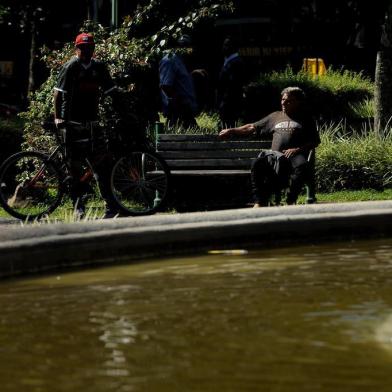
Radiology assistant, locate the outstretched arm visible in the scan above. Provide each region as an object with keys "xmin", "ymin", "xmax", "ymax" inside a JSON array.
[{"xmin": 218, "ymin": 123, "xmax": 256, "ymax": 139}]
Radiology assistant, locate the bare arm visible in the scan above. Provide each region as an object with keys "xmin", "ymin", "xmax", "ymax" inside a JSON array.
[
  {"xmin": 54, "ymin": 90, "xmax": 60, "ymax": 118},
  {"xmin": 53, "ymin": 90, "xmax": 65, "ymax": 125},
  {"xmin": 218, "ymin": 123, "xmax": 256, "ymax": 139}
]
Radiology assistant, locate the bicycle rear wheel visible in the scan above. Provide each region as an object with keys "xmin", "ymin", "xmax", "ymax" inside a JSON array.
[
  {"xmin": 0, "ymin": 151, "xmax": 64, "ymax": 221},
  {"xmin": 110, "ymin": 150, "xmax": 170, "ymax": 215}
]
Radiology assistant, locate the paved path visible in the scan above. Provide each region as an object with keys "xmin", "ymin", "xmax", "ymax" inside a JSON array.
[
  {"xmin": 0, "ymin": 217, "xmax": 18, "ymax": 225},
  {"xmin": 0, "ymin": 200, "xmax": 391, "ymax": 279}
]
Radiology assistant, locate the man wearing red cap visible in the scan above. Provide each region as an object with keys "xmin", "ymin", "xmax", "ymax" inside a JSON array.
[{"xmin": 53, "ymin": 32, "xmax": 119, "ymax": 218}]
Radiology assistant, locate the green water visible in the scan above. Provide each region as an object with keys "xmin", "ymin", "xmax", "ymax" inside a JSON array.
[{"xmin": 1, "ymin": 239, "xmax": 392, "ymax": 391}]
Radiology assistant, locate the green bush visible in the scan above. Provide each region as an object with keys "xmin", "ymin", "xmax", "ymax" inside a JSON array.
[
  {"xmin": 244, "ymin": 67, "xmax": 374, "ymax": 123},
  {"xmin": 315, "ymin": 123, "xmax": 392, "ymax": 192}
]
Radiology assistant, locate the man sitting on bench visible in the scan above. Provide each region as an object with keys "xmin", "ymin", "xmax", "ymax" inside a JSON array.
[{"xmin": 219, "ymin": 86, "xmax": 320, "ymax": 206}]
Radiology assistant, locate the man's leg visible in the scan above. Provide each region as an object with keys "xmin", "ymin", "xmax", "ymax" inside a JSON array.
[
  {"xmin": 93, "ymin": 156, "xmax": 119, "ymax": 218},
  {"xmin": 62, "ymin": 127, "xmax": 87, "ymax": 214},
  {"xmin": 251, "ymin": 156, "xmax": 276, "ymax": 206},
  {"xmin": 286, "ymin": 163, "xmax": 310, "ymax": 205},
  {"xmin": 68, "ymin": 157, "xmax": 86, "ymax": 211}
]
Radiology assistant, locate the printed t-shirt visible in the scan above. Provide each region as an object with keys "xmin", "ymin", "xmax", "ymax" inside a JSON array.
[{"xmin": 253, "ymin": 111, "xmax": 320, "ymax": 167}]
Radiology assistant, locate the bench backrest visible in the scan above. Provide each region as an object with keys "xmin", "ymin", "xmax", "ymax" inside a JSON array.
[{"xmin": 156, "ymin": 134, "xmax": 271, "ymax": 170}]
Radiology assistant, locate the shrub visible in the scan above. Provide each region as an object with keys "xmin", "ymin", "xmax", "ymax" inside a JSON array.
[
  {"xmin": 243, "ymin": 67, "xmax": 374, "ymax": 123},
  {"xmin": 315, "ymin": 123, "xmax": 392, "ymax": 192}
]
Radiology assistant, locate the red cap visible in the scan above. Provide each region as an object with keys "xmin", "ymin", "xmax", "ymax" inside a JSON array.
[{"xmin": 75, "ymin": 33, "xmax": 95, "ymax": 46}]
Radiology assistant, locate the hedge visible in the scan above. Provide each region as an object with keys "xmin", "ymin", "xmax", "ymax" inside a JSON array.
[{"xmin": 243, "ymin": 67, "xmax": 374, "ymax": 123}]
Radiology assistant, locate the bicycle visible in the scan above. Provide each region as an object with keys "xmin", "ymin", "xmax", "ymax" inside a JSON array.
[{"xmin": 0, "ymin": 121, "xmax": 170, "ymax": 221}]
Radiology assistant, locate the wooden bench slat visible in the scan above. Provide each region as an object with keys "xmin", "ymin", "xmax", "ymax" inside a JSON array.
[
  {"xmin": 159, "ymin": 134, "xmax": 219, "ymax": 142},
  {"xmin": 158, "ymin": 134, "xmax": 268, "ymax": 142},
  {"xmin": 170, "ymin": 170, "xmax": 250, "ymax": 176},
  {"xmin": 165, "ymin": 158, "xmax": 255, "ymax": 168},
  {"xmin": 156, "ymin": 134, "xmax": 267, "ymax": 171},
  {"xmin": 157, "ymin": 141, "xmax": 270, "ymax": 151},
  {"xmin": 158, "ymin": 150, "xmax": 261, "ymax": 159}
]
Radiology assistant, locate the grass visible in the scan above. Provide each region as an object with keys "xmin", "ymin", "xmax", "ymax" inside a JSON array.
[
  {"xmin": 316, "ymin": 122, "xmax": 392, "ymax": 191},
  {"xmin": 157, "ymin": 111, "xmax": 220, "ymax": 135},
  {"xmin": 349, "ymin": 98, "xmax": 374, "ymax": 119},
  {"xmin": 0, "ymin": 189, "xmax": 391, "ymax": 223},
  {"xmin": 297, "ymin": 189, "xmax": 392, "ymax": 204},
  {"xmin": 0, "ymin": 198, "xmax": 108, "ymax": 223}
]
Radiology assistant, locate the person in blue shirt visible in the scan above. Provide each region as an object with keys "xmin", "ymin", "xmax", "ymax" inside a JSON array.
[{"xmin": 159, "ymin": 35, "xmax": 198, "ymax": 129}]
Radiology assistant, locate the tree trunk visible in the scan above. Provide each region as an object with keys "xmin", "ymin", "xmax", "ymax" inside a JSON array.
[
  {"xmin": 374, "ymin": 0, "xmax": 392, "ymax": 133},
  {"xmin": 87, "ymin": 0, "xmax": 99, "ymax": 21},
  {"xmin": 374, "ymin": 49, "xmax": 392, "ymax": 132}
]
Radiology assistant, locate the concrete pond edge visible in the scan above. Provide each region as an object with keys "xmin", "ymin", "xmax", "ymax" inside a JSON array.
[{"xmin": 1, "ymin": 200, "xmax": 392, "ymax": 279}]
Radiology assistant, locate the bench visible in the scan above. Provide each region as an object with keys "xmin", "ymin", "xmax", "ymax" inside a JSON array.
[{"xmin": 155, "ymin": 131, "xmax": 316, "ymax": 210}]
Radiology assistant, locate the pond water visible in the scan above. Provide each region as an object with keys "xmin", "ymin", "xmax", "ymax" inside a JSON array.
[{"xmin": 1, "ymin": 238, "xmax": 392, "ymax": 391}]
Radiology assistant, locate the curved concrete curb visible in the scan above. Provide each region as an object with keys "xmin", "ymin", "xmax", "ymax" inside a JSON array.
[{"xmin": 1, "ymin": 200, "xmax": 392, "ymax": 279}]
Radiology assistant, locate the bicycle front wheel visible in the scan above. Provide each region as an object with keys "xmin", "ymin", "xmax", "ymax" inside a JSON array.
[
  {"xmin": 0, "ymin": 151, "xmax": 64, "ymax": 221},
  {"xmin": 110, "ymin": 151, "xmax": 170, "ymax": 215}
]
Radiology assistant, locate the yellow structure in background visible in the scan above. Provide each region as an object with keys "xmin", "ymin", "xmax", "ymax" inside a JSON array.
[{"xmin": 303, "ymin": 58, "xmax": 326, "ymax": 76}]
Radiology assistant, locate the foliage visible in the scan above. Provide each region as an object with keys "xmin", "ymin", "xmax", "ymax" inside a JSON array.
[
  {"xmin": 348, "ymin": 98, "xmax": 374, "ymax": 119},
  {"xmin": 244, "ymin": 67, "xmax": 374, "ymax": 123},
  {"xmin": 125, "ymin": 0, "xmax": 233, "ymax": 54},
  {"xmin": 22, "ymin": 2, "xmax": 233, "ymax": 152},
  {"xmin": 0, "ymin": 0, "xmax": 49, "ymax": 32},
  {"xmin": 315, "ymin": 123, "xmax": 392, "ymax": 192}
]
